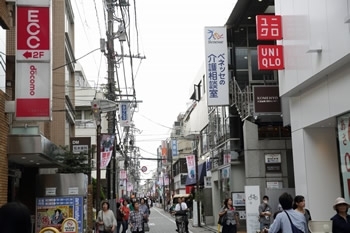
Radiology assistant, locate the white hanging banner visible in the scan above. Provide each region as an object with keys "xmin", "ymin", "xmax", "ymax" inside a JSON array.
[
  {"xmin": 204, "ymin": 26, "xmax": 229, "ymax": 106},
  {"xmin": 186, "ymin": 155, "xmax": 196, "ymax": 179}
]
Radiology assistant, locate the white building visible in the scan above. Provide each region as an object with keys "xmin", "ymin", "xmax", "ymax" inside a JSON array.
[{"xmin": 276, "ymin": 0, "xmax": 350, "ymax": 220}]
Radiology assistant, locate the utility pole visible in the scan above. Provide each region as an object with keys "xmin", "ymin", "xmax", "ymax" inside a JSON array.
[{"xmin": 106, "ymin": 0, "xmax": 116, "ymax": 200}]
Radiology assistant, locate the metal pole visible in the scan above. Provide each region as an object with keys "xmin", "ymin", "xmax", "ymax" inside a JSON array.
[
  {"xmin": 96, "ymin": 125, "xmax": 101, "ymax": 212},
  {"xmin": 194, "ymin": 141, "xmax": 201, "ymax": 227},
  {"xmin": 163, "ymin": 173, "xmax": 165, "ymax": 211},
  {"xmin": 106, "ymin": 0, "xmax": 116, "ymax": 200}
]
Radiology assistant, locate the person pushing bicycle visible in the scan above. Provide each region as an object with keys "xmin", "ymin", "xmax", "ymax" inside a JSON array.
[{"xmin": 173, "ymin": 197, "xmax": 189, "ymax": 233}]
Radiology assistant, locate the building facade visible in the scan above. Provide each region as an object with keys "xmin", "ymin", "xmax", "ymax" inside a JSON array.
[
  {"xmin": 276, "ymin": 0, "xmax": 350, "ymax": 220},
  {"xmin": 4, "ymin": 0, "xmax": 77, "ymax": 213}
]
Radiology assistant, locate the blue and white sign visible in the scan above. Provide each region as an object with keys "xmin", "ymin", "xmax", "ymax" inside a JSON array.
[
  {"xmin": 119, "ymin": 102, "xmax": 130, "ymax": 127},
  {"xmin": 204, "ymin": 26, "xmax": 229, "ymax": 106},
  {"xmin": 171, "ymin": 139, "xmax": 178, "ymax": 156}
]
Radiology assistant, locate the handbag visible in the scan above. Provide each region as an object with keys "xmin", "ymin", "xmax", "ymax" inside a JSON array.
[
  {"xmin": 285, "ymin": 211, "xmax": 303, "ymax": 233},
  {"xmin": 143, "ymin": 222, "xmax": 150, "ymax": 232},
  {"xmin": 218, "ymin": 212, "xmax": 227, "ymax": 225},
  {"xmin": 103, "ymin": 225, "xmax": 113, "ymax": 233}
]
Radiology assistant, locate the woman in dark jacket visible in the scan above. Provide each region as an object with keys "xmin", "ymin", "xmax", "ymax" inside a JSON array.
[{"xmin": 331, "ymin": 197, "xmax": 350, "ymax": 233}]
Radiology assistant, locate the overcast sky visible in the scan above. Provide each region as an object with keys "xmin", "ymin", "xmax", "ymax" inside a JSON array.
[{"xmin": 73, "ymin": 0, "xmax": 236, "ymax": 181}]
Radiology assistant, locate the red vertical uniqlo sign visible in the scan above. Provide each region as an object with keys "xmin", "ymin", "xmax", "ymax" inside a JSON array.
[
  {"xmin": 256, "ymin": 15, "xmax": 282, "ymax": 40},
  {"xmin": 257, "ymin": 45, "xmax": 284, "ymax": 70}
]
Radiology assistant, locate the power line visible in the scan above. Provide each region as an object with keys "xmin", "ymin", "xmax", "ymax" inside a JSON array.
[{"xmin": 53, "ymin": 48, "xmax": 100, "ymax": 71}]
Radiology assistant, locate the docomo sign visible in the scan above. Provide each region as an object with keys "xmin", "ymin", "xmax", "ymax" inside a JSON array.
[
  {"xmin": 16, "ymin": 62, "xmax": 50, "ymax": 119},
  {"xmin": 17, "ymin": 6, "xmax": 50, "ymax": 60},
  {"xmin": 257, "ymin": 45, "xmax": 284, "ymax": 70}
]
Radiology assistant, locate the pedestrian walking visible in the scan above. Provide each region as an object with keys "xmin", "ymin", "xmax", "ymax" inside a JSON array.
[
  {"xmin": 129, "ymin": 200, "xmax": 145, "ymax": 233},
  {"xmin": 331, "ymin": 197, "xmax": 350, "ymax": 233},
  {"xmin": 219, "ymin": 198, "xmax": 240, "ymax": 233},
  {"xmin": 293, "ymin": 195, "xmax": 311, "ymax": 233},
  {"xmin": 121, "ymin": 199, "xmax": 130, "ymax": 233},
  {"xmin": 97, "ymin": 200, "xmax": 117, "ymax": 233},
  {"xmin": 267, "ymin": 192, "xmax": 307, "ymax": 233}
]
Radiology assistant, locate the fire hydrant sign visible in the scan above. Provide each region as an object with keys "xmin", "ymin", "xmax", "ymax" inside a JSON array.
[{"xmin": 15, "ymin": 0, "xmax": 52, "ymax": 120}]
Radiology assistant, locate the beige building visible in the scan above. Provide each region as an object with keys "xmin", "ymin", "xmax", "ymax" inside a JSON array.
[{"xmin": 4, "ymin": 0, "xmax": 76, "ymax": 212}]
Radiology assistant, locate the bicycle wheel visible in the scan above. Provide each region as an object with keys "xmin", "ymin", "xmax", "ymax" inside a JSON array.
[{"xmin": 179, "ymin": 222, "xmax": 185, "ymax": 233}]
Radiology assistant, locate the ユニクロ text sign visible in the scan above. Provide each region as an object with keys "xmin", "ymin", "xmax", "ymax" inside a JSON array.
[
  {"xmin": 16, "ymin": 6, "xmax": 50, "ymax": 61},
  {"xmin": 257, "ymin": 45, "xmax": 284, "ymax": 70},
  {"xmin": 256, "ymin": 15, "xmax": 282, "ymax": 40}
]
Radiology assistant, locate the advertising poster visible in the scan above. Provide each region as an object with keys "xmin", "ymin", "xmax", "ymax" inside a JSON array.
[
  {"xmin": 186, "ymin": 155, "xmax": 196, "ymax": 180},
  {"xmin": 232, "ymin": 192, "xmax": 246, "ymax": 220},
  {"xmin": 100, "ymin": 134, "xmax": 115, "ymax": 169},
  {"xmin": 36, "ymin": 196, "xmax": 83, "ymax": 233},
  {"xmin": 337, "ymin": 113, "xmax": 350, "ymax": 202}
]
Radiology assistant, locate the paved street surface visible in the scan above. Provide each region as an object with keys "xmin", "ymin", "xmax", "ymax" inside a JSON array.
[{"xmin": 148, "ymin": 207, "xmax": 216, "ymax": 233}]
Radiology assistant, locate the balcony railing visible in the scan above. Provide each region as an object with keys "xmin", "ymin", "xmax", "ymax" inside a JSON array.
[{"xmin": 231, "ymin": 78, "xmax": 254, "ymax": 120}]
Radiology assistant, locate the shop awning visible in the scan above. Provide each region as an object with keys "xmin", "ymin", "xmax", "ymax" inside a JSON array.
[
  {"xmin": 185, "ymin": 162, "xmax": 206, "ymax": 186},
  {"xmin": 7, "ymin": 134, "xmax": 64, "ymax": 167}
]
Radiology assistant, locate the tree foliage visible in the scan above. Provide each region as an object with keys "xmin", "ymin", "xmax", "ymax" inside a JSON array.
[{"xmin": 56, "ymin": 146, "xmax": 91, "ymax": 174}]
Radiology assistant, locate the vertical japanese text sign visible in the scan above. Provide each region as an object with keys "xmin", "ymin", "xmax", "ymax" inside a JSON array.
[
  {"xmin": 204, "ymin": 26, "xmax": 229, "ymax": 106},
  {"xmin": 15, "ymin": 0, "xmax": 52, "ymax": 120},
  {"xmin": 256, "ymin": 15, "xmax": 284, "ymax": 70}
]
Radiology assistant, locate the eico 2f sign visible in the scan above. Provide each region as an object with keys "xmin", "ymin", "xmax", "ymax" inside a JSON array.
[
  {"xmin": 15, "ymin": 1, "xmax": 51, "ymax": 121},
  {"xmin": 16, "ymin": 6, "xmax": 50, "ymax": 61}
]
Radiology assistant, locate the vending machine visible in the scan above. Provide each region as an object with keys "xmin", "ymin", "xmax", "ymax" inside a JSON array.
[{"xmin": 35, "ymin": 173, "xmax": 88, "ymax": 233}]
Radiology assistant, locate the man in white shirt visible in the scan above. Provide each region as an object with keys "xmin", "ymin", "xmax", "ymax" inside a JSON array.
[{"xmin": 174, "ymin": 197, "xmax": 189, "ymax": 233}]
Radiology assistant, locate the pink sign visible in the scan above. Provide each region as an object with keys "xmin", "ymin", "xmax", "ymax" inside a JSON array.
[{"xmin": 101, "ymin": 151, "xmax": 112, "ymax": 169}]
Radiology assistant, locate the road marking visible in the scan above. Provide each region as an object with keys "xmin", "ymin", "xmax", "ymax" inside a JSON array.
[{"xmin": 150, "ymin": 208, "xmax": 192, "ymax": 233}]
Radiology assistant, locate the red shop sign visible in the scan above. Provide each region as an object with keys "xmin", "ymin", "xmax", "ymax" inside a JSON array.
[
  {"xmin": 256, "ymin": 15, "xmax": 283, "ymax": 40},
  {"xmin": 17, "ymin": 6, "xmax": 50, "ymax": 50},
  {"xmin": 257, "ymin": 45, "xmax": 284, "ymax": 70}
]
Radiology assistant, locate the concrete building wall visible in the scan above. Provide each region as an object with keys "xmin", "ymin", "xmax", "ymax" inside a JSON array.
[
  {"xmin": 275, "ymin": 0, "xmax": 349, "ymax": 221},
  {"xmin": 243, "ymin": 121, "xmax": 292, "ymax": 197},
  {"xmin": 275, "ymin": 0, "xmax": 350, "ymax": 96}
]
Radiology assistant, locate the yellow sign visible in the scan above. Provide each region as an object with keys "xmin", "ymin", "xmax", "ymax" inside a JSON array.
[
  {"xmin": 61, "ymin": 218, "xmax": 78, "ymax": 233},
  {"xmin": 39, "ymin": 227, "xmax": 60, "ymax": 233}
]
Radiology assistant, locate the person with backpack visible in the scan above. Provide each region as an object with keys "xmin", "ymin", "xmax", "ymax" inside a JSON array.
[{"xmin": 266, "ymin": 193, "xmax": 307, "ymax": 233}]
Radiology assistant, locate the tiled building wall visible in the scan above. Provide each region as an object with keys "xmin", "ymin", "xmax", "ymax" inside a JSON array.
[
  {"xmin": 51, "ymin": 0, "xmax": 67, "ymax": 147},
  {"xmin": 0, "ymin": 90, "xmax": 9, "ymax": 206}
]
